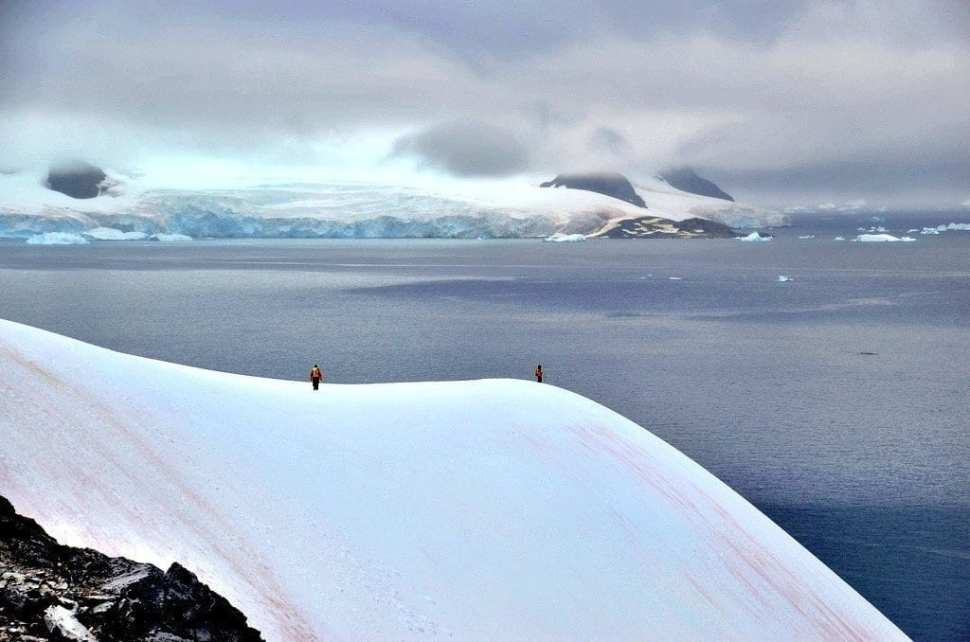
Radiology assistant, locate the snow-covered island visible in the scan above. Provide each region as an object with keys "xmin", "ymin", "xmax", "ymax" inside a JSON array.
[{"xmin": 0, "ymin": 320, "xmax": 907, "ymax": 641}]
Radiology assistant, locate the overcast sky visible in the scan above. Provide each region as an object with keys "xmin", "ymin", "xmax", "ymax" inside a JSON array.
[{"xmin": 1, "ymin": 0, "xmax": 968, "ymax": 205}]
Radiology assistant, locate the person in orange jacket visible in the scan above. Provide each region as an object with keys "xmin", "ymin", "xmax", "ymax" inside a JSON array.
[
  {"xmin": 534, "ymin": 364, "xmax": 543, "ymax": 383},
  {"xmin": 309, "ymin": 364, "xmax": 325, "ymax": 390}
]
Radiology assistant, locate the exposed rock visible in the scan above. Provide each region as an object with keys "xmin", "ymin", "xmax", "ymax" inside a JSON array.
[
  {"xmin": 593, "ymin": 215, "xmax": 735, "ymax": 239},
  {"xmin": 45, "ymin": 161, "xmax": 120, "ymax": 200},
  {"xmin": 0, "ymin": 496, "xmax": 263, "ymax": 642},
  {"xmin": 659, "ymin": 167, "xmax": 734, "ymax": 202},
  {"xmin": 539, "ymin": 172, "xmax": 646, "ymax": 207}
]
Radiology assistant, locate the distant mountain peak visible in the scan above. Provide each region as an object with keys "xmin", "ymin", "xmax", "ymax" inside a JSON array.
[
  {"xmin": 659, "ymin": 167, "xmax": 734, "ymax": 202},
  {"xmin": 46, "ymin": 160, "xmax": 114, "ymax": 199},
  {"xmin": 540, "ymin": 172, "xmax": 646, "ymax": 208}
]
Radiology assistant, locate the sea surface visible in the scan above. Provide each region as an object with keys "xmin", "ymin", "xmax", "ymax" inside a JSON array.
[{"xmin": 1, "ymin": 212, "xmax": 968, "ymax": 640}]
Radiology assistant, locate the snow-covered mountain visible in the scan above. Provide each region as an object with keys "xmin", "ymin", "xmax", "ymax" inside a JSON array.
[
  {"xmin": 0, "ymin": 320, "xmax": 907, "ymax": 641},
  {"xmin": 0, "ymin": 165, "xmax": 779, "ymax": 241},
  {"xmin": 659, "ymin": 167, "xmax": 735, "ymax": 202}
]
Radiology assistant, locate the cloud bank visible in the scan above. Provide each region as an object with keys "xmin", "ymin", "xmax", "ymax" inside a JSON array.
[{"xmin": 1, "ymin": 0, "xmax": 968, "ymax": 205}]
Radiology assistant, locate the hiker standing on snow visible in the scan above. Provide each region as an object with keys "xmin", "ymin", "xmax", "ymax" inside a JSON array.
[
  {"xmin": 309, "ymin": 364, "xmax": 325, "ymax": 390},
  {"xmin": 534, "ymin": 364, "xmax": 543, "ymax": 383}
]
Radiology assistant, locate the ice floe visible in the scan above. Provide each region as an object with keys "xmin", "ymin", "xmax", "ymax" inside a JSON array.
[{"xmin": 854, "ymin": 234, "xmax": 916, "ymax": 243}]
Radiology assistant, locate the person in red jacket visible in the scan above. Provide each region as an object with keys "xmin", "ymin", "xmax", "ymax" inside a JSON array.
[
  {"xmin": 534, "ymin": 364, "xmax": 543, "ymax": 383},
  {"xmin": 309, "ymin": 364, "xmax": 325, "ymax": 390}
]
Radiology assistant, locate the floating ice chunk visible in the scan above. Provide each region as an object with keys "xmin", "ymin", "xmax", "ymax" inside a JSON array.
[
  {"xmin": 797, "ymin": 235, "xmax": 815, "ymax": 239},
  {"xmin": 737, "ymin": 231, "xmax": 771, "ymax": 242},
  {"xmin": 942, "ymin": 222, "xmax": 970, "ymax": 231},
  {"xmin": 834, "ymin": 236, "xmax": 846, "ymax": 241},
  {"xmin": 854, "ymin": 234, "xmax": 915, "ymax": 243},
  {"xmin": 83, "ymin": 227, "xmax": 148, "ymax": 241},
  {"xmin": 151, "ymin": 233, "xmax": 193, "ymax": 242},
  {"xmin": 668, "ymin": 276, "xmax": 683, "ymax": 280},
  {"xmin": 777, "ymin": 275, "xmax": 793, "ymax": 282},
  {"xmin": 920, "ymin": 227, "xmax": 940, "ymax": 235},
  {"xmin": 543, "ymin": 232, "xmax": 586, "ymax": 243},
  {"xmin": 25, "ymin": 232, "xmax": 89, "ymax": 245}
]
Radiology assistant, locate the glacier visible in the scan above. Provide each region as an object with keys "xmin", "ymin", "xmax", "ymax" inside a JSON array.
[
  {"xmin": 0, "ymin": 169, "xmax": 781, "ymax": 241},
  {"xmin": 0, "ymin": 320, "xmax": 908, "ymax": 641}
]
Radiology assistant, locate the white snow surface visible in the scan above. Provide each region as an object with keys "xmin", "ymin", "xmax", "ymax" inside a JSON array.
[
  {"xmin": 0, "ymin": 321, "xmax": 907, "ymax": 642},
  {"xmin": 25, "ymin": 232, "xmax": 89, "ymax": 245},
  {"xmin": 44, "ymin": 605, "xmax": 97, "ymax": 642}
]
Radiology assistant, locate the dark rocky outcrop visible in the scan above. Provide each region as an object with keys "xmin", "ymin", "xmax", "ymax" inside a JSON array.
[
  {"xmin": 540, "ymin": 172, "xmax": 646, "ymax": 208},
  {"xmin": 45, "ymin": 161, "xmax": 109, "ymax": 199},
  {"xmin": 659, "ymin": 167, "xmax": 734, "ymax": 202},
  {"xmin": 596, "ymin": 215, "xmax": 734, "ymax": 239},
  {"xmin": 0, "ymin": 496, "xmax": 263, "ymax": 642}
]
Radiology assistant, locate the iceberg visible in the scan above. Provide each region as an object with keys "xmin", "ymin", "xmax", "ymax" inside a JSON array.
[
  {"xmin": 0, "ymin": 321, "xmax": 908, "ymax": 642},
  {"xmin": 777, "ymin": 275, "xmax": 793, "ymax": 282},
  {"xmin": 854, "ymin": 234, "xmax": 916, "ymax": 243},
  {"xmin": 737, "ymin": 231, "xmax": 771, "ymax": 242},
  {"xmin": 543, "ymin": 232, "xmax": 586, "ymax": 243},
  {"xmin": 25, "ymin": 232, "xmax": 89, "ymax": 245},
  {"xmin": 834, "ymin": 236, "xmax": 846, "ymax": 241}
]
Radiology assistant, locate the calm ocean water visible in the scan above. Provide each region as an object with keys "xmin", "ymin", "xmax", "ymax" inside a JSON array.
[{"xmin": 1, "ymin": 212, "xmax": 968, "ymax": 640}]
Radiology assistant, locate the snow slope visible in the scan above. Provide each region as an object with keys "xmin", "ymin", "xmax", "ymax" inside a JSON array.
[{"xmin": 0, "ymin": 321, "xmax": 907, "ymax": 641}]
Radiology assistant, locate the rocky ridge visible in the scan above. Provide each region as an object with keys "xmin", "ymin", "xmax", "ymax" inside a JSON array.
[
  {"xmin": 539, "ymin": 172, "xmax": 647, "ymax": 207},
  {"xmin": 592, "ymin": 215, "xmax": 735, "ymax": 239},
  {"xmin": 0, "ymin": 496, "xmax": 263, "ymax": 642}
]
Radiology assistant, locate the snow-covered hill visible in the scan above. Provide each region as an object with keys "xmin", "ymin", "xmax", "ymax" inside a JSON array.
[
  {"xmin": 0, "ymin": 321, "xmax": 906, "ymax": 641},
  {"xmin": 0, "ymin": 167, "xmax": 778, "ymax": 240},
  {"xmin": 0, "ymin": 321, "xmax": 905, "ymax": 641}
]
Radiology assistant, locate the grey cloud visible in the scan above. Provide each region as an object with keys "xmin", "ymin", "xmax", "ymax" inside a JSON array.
[
  {"xmin": 1, "ymin": 0, "xmax": 968, "ymax": 205},
  {"xmin": 391, "ymin": 122, "xmax": 530, "ymax": 177},
  {"xmin": 589, "ymin": 128, "xmax": 633, "ymax": 157}
]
